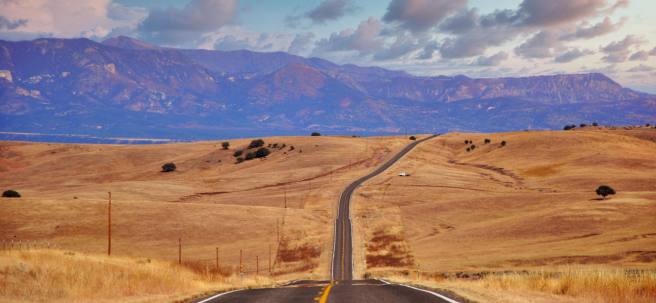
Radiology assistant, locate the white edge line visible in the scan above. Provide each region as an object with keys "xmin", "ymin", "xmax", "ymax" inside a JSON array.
[
  {"xmin": 195, "ymin": 289, "xmax": 242, "ymax": 303},
  {"xmin": 396, "ymin": 282, "xmax": 461, "ymax": 303}
]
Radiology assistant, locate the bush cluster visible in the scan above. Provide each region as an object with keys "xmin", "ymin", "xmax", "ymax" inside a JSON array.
[
  {"xmin": 161, "ymin": 162, "xmax": 176, "ymax": 172},
  {"xmin": 2, "ymin": 190, "xmax": 20, "ymax": 198}
]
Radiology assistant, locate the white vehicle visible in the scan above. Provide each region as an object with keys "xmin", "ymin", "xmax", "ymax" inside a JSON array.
[{"xmin": 398, "ymin": 171, "xmax": 410, "ymax": 176}]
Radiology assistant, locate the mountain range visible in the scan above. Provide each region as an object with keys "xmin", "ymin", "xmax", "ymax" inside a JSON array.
[{"xmin": 1, "ymin": 36, "xmax": 654, "ymax": 140}]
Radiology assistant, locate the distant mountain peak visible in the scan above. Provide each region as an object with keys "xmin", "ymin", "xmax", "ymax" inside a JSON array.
[{"xmin": 102, "ymin": 36, "xmax": 159, "ymax": 50}]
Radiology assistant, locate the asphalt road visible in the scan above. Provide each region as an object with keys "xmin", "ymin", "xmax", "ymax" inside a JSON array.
[
  {"xmin": 332, "ymin": 134, "xmax": 438, "ymax": 281},
  {"xmin": 197, "ymin": 135, "xmax": 459, "ymax": 303}
]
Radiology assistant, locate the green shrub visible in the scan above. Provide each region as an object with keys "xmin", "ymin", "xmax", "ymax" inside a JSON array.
[
  {"xmin": 161, "ymin": 162, "xmax": 176, "ymax": 172},
  {"xmin": 248, "ymin": 139, "xmax": 265, "ymax": 149},
  {"xmin": 221, "ymin": 142, "xmax": 230, "ymax": 149},
  {"xmin": 255, "ymin": 147, "xmax": 270, "ymax": 158},
  {"xmin": 409, "ymin": 136, "xmax": 416, "ymax": 140},
  {"xmin": 311, "ymin": 132, "xmax": 321, "ymax": 136},
  {"xmin": 500, "ymin": 141, "xmax": 507, "ymax": 147},
  {"xmin": 2, "ymin": 190, "xmax": 20, "ymax": 198},
  {"xmin": 245, "ymin": 151, "xmax": 256, "ymax": 160},
  {"xmin": 596, "ymin": 185, "xmax": 616, "ymax": 199},
  {"xmin": 484, "ymin": 138, "xmax": 491, "ymax": 144},
  {"xmin": 233, "ymin": 150, "xmax": 243, "ymax": 157}
]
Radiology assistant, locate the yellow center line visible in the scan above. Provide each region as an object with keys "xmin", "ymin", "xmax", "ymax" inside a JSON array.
[{"xmin": 318, "ymin": 282, "xmax": 334, "ymax": 303}]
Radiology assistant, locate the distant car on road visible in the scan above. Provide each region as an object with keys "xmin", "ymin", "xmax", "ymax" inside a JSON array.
[{"xmin": 398, "ymin": 171, "xmax": 410, "ymax": 176}]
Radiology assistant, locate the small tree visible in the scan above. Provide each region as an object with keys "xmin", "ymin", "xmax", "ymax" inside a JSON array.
[
  {"xmin": 464, "ymin": 140, "xmax": 470, "ymax": 144},
  {"xmin": 484, "ymin": 138, "xmax": 491, "ymax": 144},
  {"xmin": 248, "ymin": 139, "xmax": 265, "ymax": 149},
  {"xmin": 233, "ymin": 150, "xmax": 243, "ymax": 157},
  {"xmin": 409, "ymin": 136, "xmax": 416, "ymax": 140},
  {"xmin": 580, "ymin": 123, "xmax": 587, "ymax": 128},
  {"xmin": 221, "ymin": 142, "xmax": 230, "ymax": 150},
  {"xmin": 2, "ymin": 190, "xmax": 20, "ymax": 198},
  {"xmin": 245, "ymin": 151, "xmax": 256, "ymax": 161},
  {"xmin": 311, "ymin": 132, "xmax": 321, "ymax": 136},
  {"xmin": 161, "ymin": 162, "xmax": 176, "ymax": 172},
  {"xmin": 563, "ymin": 124, "xmax": 576, "ymax": 131},
  {"xmin": 255, "ymin": 147, "xmax": 271, "ymax": 158},
  {"xmin": 235, "ymin": 157, "xmax": 244, "ymax": 164},
  {"xmin": 500, "ymin": 141, "xmax": 507, "ymax": 147},
  {"xmin": 592, "ymin": 122, "xmax": 598, "ymax": 127},
  {"xmin": 595, "ymin": 185, "xmax": 616, "ymax": 199}
]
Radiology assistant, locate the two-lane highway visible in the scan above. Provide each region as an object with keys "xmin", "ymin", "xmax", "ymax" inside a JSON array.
[
  {"xmin": 331, "ymin": 135, "xmax": 438, "ymax": 281},
  {"xmin": 196, "ymin": 134, "xmax": 461, "ymax": 303}
]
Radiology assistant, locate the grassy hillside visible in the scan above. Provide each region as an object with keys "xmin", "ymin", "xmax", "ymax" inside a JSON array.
[
  {"xmin": 351, "ymin": 127, "xmax": 656, "ymax": 302},
  {"xmin": 0, "ymin": 135, "xmax": 410, "ymax": 285}
]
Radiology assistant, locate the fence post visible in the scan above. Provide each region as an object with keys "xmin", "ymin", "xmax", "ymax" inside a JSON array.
[
  {"xmin": 239, "ymin": 249, "xmax": 243, "ymax": 274},
  {"xmin": 108, "ymin": 191, "xmax": 112, "ymax": 256},
  {"xmin": 178, "ymin": 238, "xmax": 182, "ymax": 265},
  {"xmin": 256, "ymin": 255, "xmax": 259, "ymax": 276},
  {"xmin": 215, "ymin": 247, "xmax": 219, "ymax": 272}
]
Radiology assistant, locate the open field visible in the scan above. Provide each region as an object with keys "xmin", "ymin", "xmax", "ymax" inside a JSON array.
[
  {"xmin": 0, "ymin": 135, "xmax": 411, "ymax": 293},
  {"xmin": 352, "ymin": 127, "xmax": 656, "ymax": 301}
]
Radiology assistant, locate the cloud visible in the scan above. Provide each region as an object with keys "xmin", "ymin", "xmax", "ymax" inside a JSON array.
[
  {"xmin": 474, "ymin": 51, "xmax": 508, "ymax": 66},
  {"xmin": 627, "ymin": 64, "xmax": 655, "ymax": 73},
  {"xmin": 313, "ymin": 17, "xmax": 384, "ymax": 55},
  {"xmin": 629, "ymin": 50, "xmax": 650, "ymax": 61},
  {"xmin": 203, "ymin": 27, "xmax": 293, "ymax": 52},
  {"xmin": 440, "ymin": 28, "xmax": 517, "ymax": 59},
  {"xmin": 514, "ymin": 31, "xmax": 561, "ymax": 58},
  {"xmin": 0, "ymin": 0, "xmax": 146, "ymax": 40},
  {"xmin": 561, "ymin": 17, "xmax": 625, "ymax": 40},
  {"xmin": 514, "ymin": 0, "xmax": 616, "ymax": 27},
  {"xmin": 138, "ymin": 0, "xmax": 238, "ymax": 45},
  {"xmin": 416, "ymin": 41, "xmax": 439, "ymax": 60},
  {"xmin": 0, "ymin": 16, "xmax": 27, "ymax": 30},
  {"xmin": 306, "ymin": 0, "xmax": 357, "ymax": 24},
  {"xmin": 600, "ymin": 35, "xmax": 645, "ymax": 63},
  {"xmin": 554, "ymin": 48, "xmax": 594, "ymax": 63},
  {"xmin": 287, "ymin": 32, "xmax": 315, "ymax": 55},
  {"xmin": 383, "ymin": 0, "xmax": 467, "ymax": 33},
  {"xmin": 439, "ymin": 8, "xmax": 478, "ymax": 34},
  {"xmin": 373, "ymin": 34, "xmax": 421, "ymax": 60},
  {"xmin": 651, "ymin": 47, "xmax": 656, "ymax": 56}
]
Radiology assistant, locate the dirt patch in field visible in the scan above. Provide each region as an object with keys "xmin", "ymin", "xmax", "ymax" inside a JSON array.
[{"xmin": 365, "ymin": 229, "xmax": 414, "ymax": 268}]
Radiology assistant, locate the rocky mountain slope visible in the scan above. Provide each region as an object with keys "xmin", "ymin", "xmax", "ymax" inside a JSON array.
[{"xmin": 1, "ymin": 36, "xmax": 654, "ymax": 139}]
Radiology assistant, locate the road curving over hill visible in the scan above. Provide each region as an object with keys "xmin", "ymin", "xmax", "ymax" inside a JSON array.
[{"xmin": 196, "ymin": 134, "xmax": 462, "ymax": 303}]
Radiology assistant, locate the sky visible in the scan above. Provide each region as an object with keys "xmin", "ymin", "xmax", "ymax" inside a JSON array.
[{"xmin": 1, "ymin": 0, "xmax": 655, "ymax": 92}]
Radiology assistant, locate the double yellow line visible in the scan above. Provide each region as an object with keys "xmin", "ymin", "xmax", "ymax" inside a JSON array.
[{"xmin": 316, "ymin": 281, "xmax": 334, "ymax": 303}]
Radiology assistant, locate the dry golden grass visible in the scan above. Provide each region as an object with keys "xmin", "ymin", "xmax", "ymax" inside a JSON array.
[
  {"xmin": 0, "ymin": 248, "xmax": 276, "ymax": 303},
  {"xmin": 382, "ymin": 266, "xmax": 656, "ymax": 303},
  {"xmin": 351, "ymin": 128, "xmax": 656, "ymax": 301},
  {"xmin": 0, "ymin": 135, "xmax": 412, "ymax": 301}
]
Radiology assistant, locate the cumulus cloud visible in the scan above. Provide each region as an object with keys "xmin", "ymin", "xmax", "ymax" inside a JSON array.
[
  {"xmin": 0, "ymin": 0, "xmax": 146, "ymax": 40},
  {"xmin": 474, "ymin": 51, "xmax": 509, "ymax": 66},
  {"xmin": 313, "ymin": 17, "xmax": 384, "ymax": 55},
  {"xmin": 629, "ymin": 50, "xmax": 650, "ymax": 61},
  {"xmin": 561, "ymin": 17, "xmax": 625, "ymax": 40},
  {"xmin": 416, "ymin": 41, "xmax": 439, "ymax": 60},
  {"xmin": 514, "ymin": 0, "xmax": 611, "ymax": 27},
  {"xmin": 515, "ymin": 31, "xmax": 561, "ymax": 58},
  {"xmin": 287, "ymin": 32, "xmax": 315, "ymax": 55},
  {"xmin": 202, "ymin": 27, "xmax": 293, "ymax": 53},
  {"xmin": 383, "ymin": 0, "xmax": 467, "ymax": 33},
  {"xmin": 600, "ymin": 35, "xmax": 645, "ymax": 63},
  {"xmin": 373, "ymin": 34, "xmax": 421, "ymax": 60},
  {"xmin": 286, "ymin": 0, "xmax": 358, "ymax": 27},
  {"xmin": 306, "ymin": 0, "xmax": 357, "ymax": 24},
  {"xmin": 138, "ymin": 0, "xmax": 238, "ymax": 45},
  {"xmin": 439, "ymin": 8, "xmax": 478, "ymax": 34},
  {"xmin": 554, "ymin": 48, "xmax": 594, "ymax": 63}
]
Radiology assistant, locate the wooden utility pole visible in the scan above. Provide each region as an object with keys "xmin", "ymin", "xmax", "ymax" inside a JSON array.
[
  {"xmin": 216, "ymin": 247, "xmax": 219, "ymax": 272},
  {"xmin": 256, "ymin": 255, "xmax": 259, "ymax": 276},
  {"xmin": 239, "ymin": 249, "xmax": 243, "ymax": 274},
  {"xmin": 276, "ymin": 219, "xmax": 280, "ymax": 243},
  {"xmin": 283, "ymin": 184, "xmax": 287, "ymax": 208},
  {"xmin": 268, "ymin": 244, "xmax": 272, "ymax": 274},
  {"xmin": 107, "ymin": 191, "xmax": 112, "ymax": 256},
  {"xmin": 178, "ymin": 238, "xmax": 182, "ymax": 265}
]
